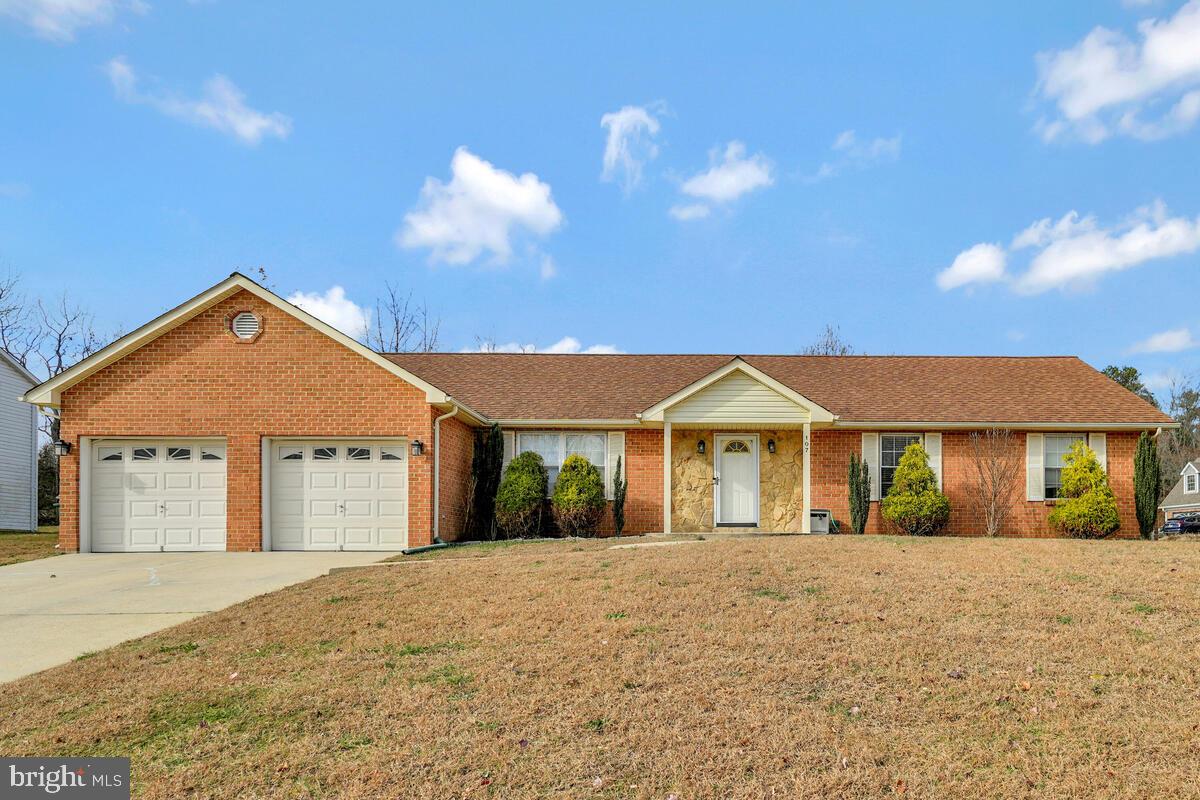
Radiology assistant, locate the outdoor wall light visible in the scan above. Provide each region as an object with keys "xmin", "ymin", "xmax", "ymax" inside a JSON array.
[
  {"xmin": 767, "ymin": 439, "xmax": 776, "ymax": 454},
  {"xmin": 410, "ymin": 440, "xmax": 424, "ymax": 457},
  {"xmin": 697, "ymin": 439, "xmax": 706, "ymax": 455},
  {"xmin": 53, "ymin": 439, "xmax": 72, "ymax": 456}
]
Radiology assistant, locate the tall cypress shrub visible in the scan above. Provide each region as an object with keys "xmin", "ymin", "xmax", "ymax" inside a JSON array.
[
  {"xmin": 1134, "ymin": 430, "xmax": 1161, "ymax": 539},
  {"xmin": 848, "ymin": 453, "xmax": 871, "ymax": 535},
  {"xmin": 466, "ymin": 424, "xmax": 504, "ymax": 540},
  {"xmin": 611, "ymin": 455, "xmax": 628, "ymax": 536}
]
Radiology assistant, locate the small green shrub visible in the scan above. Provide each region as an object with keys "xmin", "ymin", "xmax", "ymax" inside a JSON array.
[
  {"xmin": 880, "ymin": 442, "xmax": 951, "ymax": 536},
  {"xmin": 612, "ymin": 455, "xmax": 628, "ymax": 536},
  {"xmin": 1133, "ymin": 431, "xmax": 1160, "ymax": 539},
  {"xmin": 847, "ymin": 452, "xmax": 870, "ymax": 534},
  {"xmin": 1049, "ymin": 441, "xmax": 1120, "ymax": 538},
  {"xmin": 551, "ymin": 454, "xmax": 606, "ymax": 537},
  {"xmin": 495, "ymin": 451, "xmax": 548, "ymax": 538}
]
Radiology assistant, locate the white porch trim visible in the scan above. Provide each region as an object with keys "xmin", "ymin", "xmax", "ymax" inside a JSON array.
[
  {"xmin": 663, "ymin": 422, "xmax": 672, "ymax": 535},
  {"xmin": 802, "ymin": 422, "xmax": 811, "ymax": 533}
]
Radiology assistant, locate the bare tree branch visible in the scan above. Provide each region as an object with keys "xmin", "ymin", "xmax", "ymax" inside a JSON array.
[
  {"xmin": 801, "ymin": 324, "xmax": 856, "ymax": 356},
  {"xmin": 364, "ymin": 282, "xmax": 440, "ymax": 353},
  {"xmin": 968, "ymin": 428, "xmax": 1021, "ymax": 537},
  {"xmin": 0, "ymin": 271, "xmax": 42, "ymax": 367}
]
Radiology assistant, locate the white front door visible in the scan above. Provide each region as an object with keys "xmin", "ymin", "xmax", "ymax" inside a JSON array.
[
  {"xmin": 270, "ymin": 440, "xmax": 409, "ymax": 551},
  {"xmin": 91, "ymin": 439, "xmax": 228, "ymax": 552},
  {"xmin": 715, "ymin": 434, "xmax": 759, "ymax": 526}
]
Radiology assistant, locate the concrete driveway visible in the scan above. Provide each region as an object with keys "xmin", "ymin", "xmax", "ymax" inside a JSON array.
[{"xmin": 0, "ymin": 551, "xmax": 396, "ymax": 683}]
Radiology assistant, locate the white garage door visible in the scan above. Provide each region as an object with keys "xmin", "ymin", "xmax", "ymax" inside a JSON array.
[
  {"xmin": 91, "ymin": 439, "xmax": 227, "ymax": 552},
  {"xmin": 270, "ymin": 440, "xmax": 408, "ymax": 551}
]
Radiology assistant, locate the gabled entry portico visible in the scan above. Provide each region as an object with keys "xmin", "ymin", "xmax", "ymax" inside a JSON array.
[{"xmin": 640, "ymin": 358, "xmax": 837, "ymax": 534}]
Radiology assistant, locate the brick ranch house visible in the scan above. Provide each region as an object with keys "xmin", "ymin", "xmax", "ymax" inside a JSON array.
[{"xmin": 24, "ymin": 273, "xmax": 1174, "ymax": 553}]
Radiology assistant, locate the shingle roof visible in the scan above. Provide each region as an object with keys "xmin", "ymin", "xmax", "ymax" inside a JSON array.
[
  {"xmin": 384, "ymin": 353, "xmax": 1174, "ymax": 425},
  {"xmin": 1160, "ymin": 460, "xmax": 1200, "ymax": 509}
]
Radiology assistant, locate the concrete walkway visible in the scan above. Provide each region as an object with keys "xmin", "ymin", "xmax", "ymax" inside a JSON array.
[{"xmin": 0, "ymin": 551, "xmax": 396, "ymax": 683}]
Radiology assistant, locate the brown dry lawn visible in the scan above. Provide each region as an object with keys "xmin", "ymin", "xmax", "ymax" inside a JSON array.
[
  {"xmin": 2, "ymin": 535, "xmax": 1199, "ymax": 799},
  {"xmin": 0, "ymin": 526, "xmax": 59, "ymax": 566}
]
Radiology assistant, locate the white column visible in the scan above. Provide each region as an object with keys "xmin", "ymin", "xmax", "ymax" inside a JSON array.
[
  {"xmin": 802, "ymin": 422, "xmax": 811, "ymax": 533},
  {"xmin": 663, "ymin": 422, "xmax": 672, "ymax": 534}
]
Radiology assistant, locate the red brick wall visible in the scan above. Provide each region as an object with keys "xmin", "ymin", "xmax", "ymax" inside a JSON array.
[
  {"xmin": 811, "ymin": 429, "xmax": 1141, "ymax": 538},
  {"xmin": 437, "ymin": 413, "xmax": 474, "ymax": 542},
  {"xmin": 618, "ymin": 428, "xmax": 664, "ymax": 535},
  {"xmin": 57, "ymin": 289, "xmax": 444, "ymax": 551}
]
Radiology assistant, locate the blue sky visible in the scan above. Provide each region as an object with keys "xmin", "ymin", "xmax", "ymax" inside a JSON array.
[{"xmin": 2, "ymin": 1, "xmax": 1199, "ymax": 396}]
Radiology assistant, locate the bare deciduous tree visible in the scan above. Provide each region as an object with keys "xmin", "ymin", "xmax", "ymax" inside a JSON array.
[
  {"xmin": 364, "ymin": 283, "xmax": 440, "ymax": 353},
  {"xmin": 0, "ymin": 272, "xmax": 41, "ymax": 367},
  {"xmin": 35, "ymin": 294, "xmax": 108, "ymax": 440},
  {"xmin": 968, "ymin": 428, "xmax": 1021, "ymax": 537},
  {"xmin": 801, "ymin": 324, "xmax": 856, "ymax": 356}
]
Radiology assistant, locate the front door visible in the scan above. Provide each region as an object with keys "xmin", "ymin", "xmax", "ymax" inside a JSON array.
[{"xmin": 715, "ymin": 434, "xmax": 759, "ymax": 525}]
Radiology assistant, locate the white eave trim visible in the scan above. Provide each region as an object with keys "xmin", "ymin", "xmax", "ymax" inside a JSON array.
[
  {"xmin": 20, "ymin": 272, "xmax": 482, "ymax": 417},
  {"xmin": 1180, "ymin": 462, "xmax": 1199, "ymax": 477},
  {"xmin": 1161, "ymin": 502, "xmax": 1200, "ymax": 509},
  {"xmin": 492, "ymin": 418, "xmax": 642, "ymax": 429},
  {"xmin": 835, "ymin": 420, "xmax": 1175, "ymax": 431},
  {"xmin": 639, "ymin": 357, "xmax": 837, "ymax": 423}
]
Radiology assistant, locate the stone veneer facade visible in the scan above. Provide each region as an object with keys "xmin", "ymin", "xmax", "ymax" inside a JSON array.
[{"xmin": 671, "ymin": 429, "xmax": 805, "ymax": 533}]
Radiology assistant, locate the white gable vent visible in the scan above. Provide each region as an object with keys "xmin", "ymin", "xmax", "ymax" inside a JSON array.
[{"xmin": 231, "ymin": 311, "xmax": 260, "ymax": 339}]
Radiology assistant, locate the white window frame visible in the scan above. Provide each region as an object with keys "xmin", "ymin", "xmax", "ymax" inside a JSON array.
[
  {"xmin": 879, "ymin": 433, "xmax": 922, "ymax": 498},
  {"xmin": 1044, "ymin": 433, "xmax": 1086, "ymax": 500},
  {"xmin": 1187, "ymin": 474, "xmax": 1198, "ymax": 494},
  {"xmin": 516, "ymin": 431, "xmax": 608, "ymax": 495}
]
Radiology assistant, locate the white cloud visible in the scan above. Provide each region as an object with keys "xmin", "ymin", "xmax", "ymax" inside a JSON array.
[
  {"xmin": 397, "ymin": 146, "xmax": 563, "ymax": 266},
  {"xmin": 1144, "ymin": 369, "xmax": 1181, "ymax": 392},
  {"xmin": 935, "ymin": 243, "xmax": 1007, "ymax": 291},
  {"xmin": 466, "ymin": 336, "xmax": 623, "ymax": 354},
  {"xmin": 539, "ymin": 254, "xmax": 557, "ymax": 280},
  {"xmin": 806, "ymin": 129, "xmax": 902, "ymax": 182},
  {"xmin": 680, "ymin": 141, "xmax": 773, "ymax": 203},
  {"xmin": 0, "ymin": 0, "xmax": 147, "ymax": 42},
  {"xmin": 0, "ymin": 182, "xmax": 29, "ymax": 198},
  {"xmin": 105, "ymin": 56, "xmax": 291, "ymax": 145},
  {"xmin": 1127, "ymin": 327, "xmax": 1199, "ymax": 354},
  {"xmin": 668, "ymin": 203, "xmax": 710, "ymax": 221},
  {"xmin": 287, "ymin": 286, "xmax": 370, "ymax": 339},
  {"xmin": 938, "ymin": 201, "xmax": 1200, "ymax": 294},
  {"xmin": 670, "ymin": 141, "xmax": 772, "ymax": 221},
  {"xmin": 1034, "ymin": 0, "xmax": 1200, "ymax": 142},
  {"xmin": 600, "ymin": 104, "xmax": 661, "ymax": 191}
]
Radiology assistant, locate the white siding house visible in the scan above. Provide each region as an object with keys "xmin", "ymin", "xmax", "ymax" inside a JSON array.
[{"xmin": 0, "ymin": 350, "xmax": 38, "ymax": 531}]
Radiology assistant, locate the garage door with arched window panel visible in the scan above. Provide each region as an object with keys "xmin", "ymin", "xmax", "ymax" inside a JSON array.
[
  {"xmin": 90, "ymin": 440, "xmax": 227, "ymax": 552},
  {"xmin": 269, "ymin": 440, "xmax": 408, "ymax": 551}
]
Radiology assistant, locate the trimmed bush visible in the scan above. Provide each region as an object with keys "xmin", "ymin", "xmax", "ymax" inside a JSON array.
[
  {"xmin": 465, "ymin": 424, "xmax": 504, "ymax": 540},
  {"xmin": 612, "ymin": 455, "xmax": 628, "ymax": 536},
  {"xmin": 847, "ymin": 452, "xmax": 870, "ymax": 534},
  {"xmin": 495, "ymin": 451, "xmax": 547, "ymax": 538},
  {"xmin": 880, "ymin": 442, "xmax": 951, "ymax": 536},
  {"xmin": 1049, "ymin": 440, "xmax": 1120, "ymax": 539},
  {"xmin": 1133, "ymin": 431, "xmax": 1160, "ymax": 539},
  {"xmin": 551, "ymin": 454, "xmax": 606, "ymax": 537}
]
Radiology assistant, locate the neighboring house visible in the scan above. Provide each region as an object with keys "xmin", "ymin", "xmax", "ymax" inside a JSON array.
[
  {"xmin": 0, "ymin": 349, "xmax": 39, "ymax": 532},
  {"xmin": 1159, "ymin": 460, "xmax": 1200, "ymax": 520},
  {"xmin": 21, "ymin": 273, "xmax": 1175, "ymax": 553}
]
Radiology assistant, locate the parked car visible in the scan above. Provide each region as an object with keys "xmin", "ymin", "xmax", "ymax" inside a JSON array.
[{"xmin": 1161, "ymin": 515, "xmax": 1200, "ymax": 535}]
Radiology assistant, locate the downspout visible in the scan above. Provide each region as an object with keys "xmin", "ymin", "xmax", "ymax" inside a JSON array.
[{"xmin": 404, "ymin": 401, "xmax": 459, "ymax": 554}]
